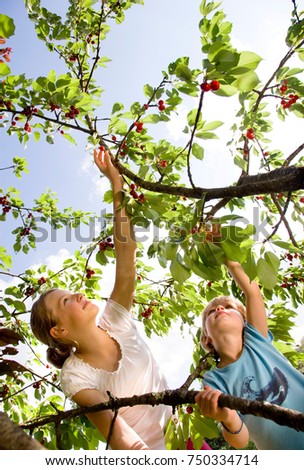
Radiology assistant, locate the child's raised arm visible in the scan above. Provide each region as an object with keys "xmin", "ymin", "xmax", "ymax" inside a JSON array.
[
  {"xmin": 226, "ymin": 260, "xmax": 268, "ymax": 337},
  {"xmin": 94, "ymin": 149, "xmax": 137, "ymax": 311}
]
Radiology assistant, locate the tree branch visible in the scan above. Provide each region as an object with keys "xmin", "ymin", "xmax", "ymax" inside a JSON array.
[
  {"xmin": 114, "ymin": 163, "xmax": 304, "ymax": 201},
  {"xmin": 21, "ymin": 387, "xmax": 304, "ymax": 433}
]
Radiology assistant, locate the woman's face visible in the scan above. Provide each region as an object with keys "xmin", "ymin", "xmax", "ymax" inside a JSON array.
[{"xmin": 45, "ymin": 290, "xmax": 99, "ymax": 332}]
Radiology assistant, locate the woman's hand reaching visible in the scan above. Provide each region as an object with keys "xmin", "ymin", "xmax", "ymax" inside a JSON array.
[{"xmin": 94, "ymin": 148, "xmax": 122, "ymax": 187}]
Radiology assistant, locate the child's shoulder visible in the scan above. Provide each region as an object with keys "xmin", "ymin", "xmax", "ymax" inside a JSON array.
[{"xmin": 244, "ymin": 322, "xmax": 273, "ymax": 343}]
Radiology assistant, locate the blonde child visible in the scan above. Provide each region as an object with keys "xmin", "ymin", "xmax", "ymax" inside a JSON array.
[{"xmin": 195, "ymin": 260, "xmax": 304, "ymax": 449}]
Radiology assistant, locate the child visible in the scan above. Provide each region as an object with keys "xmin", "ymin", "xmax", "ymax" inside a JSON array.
[
  {"xmin": 195, "ymin": 260, "xmax": 304, "ymax": 450},
  {"xmin": 31, "ymin": 149, "xmax": 171, "ymax": 450}
]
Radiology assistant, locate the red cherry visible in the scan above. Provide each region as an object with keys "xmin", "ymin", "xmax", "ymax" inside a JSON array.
[
  {"xmin": 246, "ymin": 129, "xmax": 255, "ymax": 140},
  {"xmin": 186, "ymin": 406, "xmax": 193, "ymax": 414},
  {"xmin": 210, "ymin": 80, "xmax": 220, "ymax": 91},
  {"xmin": 200, "ymin": 82, "xmax": 211, "ymax": 92},
  {"xmin": 280, "ymin": 85, "xmax": 288, "ymax": 94}
]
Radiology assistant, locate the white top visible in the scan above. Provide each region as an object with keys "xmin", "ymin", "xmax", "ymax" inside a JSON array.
[{"xmin": 60, "ymin": 299, "xmax": 171, "ymax": 449}]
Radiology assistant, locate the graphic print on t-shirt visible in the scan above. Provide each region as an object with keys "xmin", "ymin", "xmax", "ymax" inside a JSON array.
[{"xmin": 241, "ymin": 367, "xmax": 288, "ymax": 405}]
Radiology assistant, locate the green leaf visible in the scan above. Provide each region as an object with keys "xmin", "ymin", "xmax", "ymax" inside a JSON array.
[
  {"xmin": 271, "ymin": 240, "xmax": 302, "ymax": 253},
  {"xmin": 192, "ymin": 142, "xmax": 204, "ymax": 160},
  {"xmin": 257, "ymin": 252, "xmax": 280, "ymax": 290},
  {"xmin": 200, "ymin": 0, "xmax": 222, "ymax": 16},
  {"xmin": 34, "ymin": 131, "xmax": 41, "ymax": 142},
  {"xmin": 215, "ymin": 83, "xmax": 238, "ymax": 96},
  {"xmin": 202, "ymin": 120, "xmax": 223, "ymax": 131},
  {"xmin": 213, "ymin": 50, "xmax": 239, "ymax": 71},
  {"xmin": 220, "ymin": 239, "xmax": 245, "ymax": 263},
  {"xmin": 170, "ymin": 256, "xmax": 191, "ymax": 283},
  {"xmin": 0, "ymin": 14, "xmax": 15, "ymax": 38},
  {"xmin": 143, "ymin": 84, "xmax": 154, "ymax": 98},
  {"xmin": 111, "ymin": 102, "xmax": 124, "ymax": 114},
  {"xmin": 96, "ymin": 250, "xmax": 107, "ymax": 266},
  {"xmin": 142, "ymin": 114, "xmax": 161, "ymax": 124},
  {"xmin": 242, "ymin": 252, "xmax": 257, "ymax": 281},
  {"xmin": 62, "ymin": 133, "xmax": 77, "ymax": 145},
  {"xmin": 195, "ymin": 130, "xmax": 218, "ymax": 140},
  {"xmin": 175, "ymin": 63, "xmax": 193, "ymax": 81},
  {"xmin": 0, "ymin": 62, "xmax": 10, "ymax": 77},
  {"xmin": 238, "ymin": 51, "xmax": 262, "ymax": 70},
  {"xmin": 187, "ymin": 109, "xmax": 199, "ymax": 127},
  {"xmin": 265, "ymin": 251, "xmax": 280, "ymax": 272},
  {"xmin": 47, "ymin": 70, "xmax": 56, "ymax": 83},
  {"xmin": 234, "ymin": 70, "xmax": 260, "ymax": 92},
  {"xmin": 234, "ymin": 155, "xmax": 247, "ymax": 171}
]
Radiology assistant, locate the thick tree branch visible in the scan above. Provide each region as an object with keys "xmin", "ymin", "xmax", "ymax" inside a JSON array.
[
  {"xmin": 21, "ymin": 387, "xmax": 304, "ymax": 433},
  {"xmin": 114, "ymin": 163, "xmax": 304, "ymax": 201}
]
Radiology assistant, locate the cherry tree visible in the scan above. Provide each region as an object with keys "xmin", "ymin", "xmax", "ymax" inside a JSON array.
[{"xmin": 0, "ymin": 0, "xmax": 304, "ymax": 450}]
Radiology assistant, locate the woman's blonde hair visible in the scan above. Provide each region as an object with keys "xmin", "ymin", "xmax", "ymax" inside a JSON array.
[
  {"xmin": 30, "ymin": 289, "xmax": 74, "ymax": 369},
  {"xmin": 200, "ymin": 295, "xmax": 246, "ymax": 352}
]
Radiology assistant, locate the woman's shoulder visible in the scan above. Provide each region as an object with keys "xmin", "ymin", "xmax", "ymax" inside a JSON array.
[{"xmin": 60, "ymin": 354, "xmax": 101, "ymax": 399}]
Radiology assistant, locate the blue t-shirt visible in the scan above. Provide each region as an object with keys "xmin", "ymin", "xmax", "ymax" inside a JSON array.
[{"xmin": 203, "ymin": 323, "xmax": 304, "ymax": 449}]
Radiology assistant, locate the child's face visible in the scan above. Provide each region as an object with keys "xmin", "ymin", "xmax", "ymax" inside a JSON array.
[{"xmin": 203, "ymin": 298, "xmax": 245, "ymax": 346}]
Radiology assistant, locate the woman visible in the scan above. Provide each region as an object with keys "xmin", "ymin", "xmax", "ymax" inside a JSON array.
[{"xmin": 31, "ymin": 149, "xmax": 171, "ymax": 450}]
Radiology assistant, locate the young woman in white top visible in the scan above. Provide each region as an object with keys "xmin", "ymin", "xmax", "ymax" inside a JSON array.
[{"xmin": 30, "ymin": 149, "xmax": 171, "ymax": 450}]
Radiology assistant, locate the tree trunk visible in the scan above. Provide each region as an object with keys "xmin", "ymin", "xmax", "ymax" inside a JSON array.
[{"xmin": 0, "ymin": 412, "xmax": 44, "ymax": 450}]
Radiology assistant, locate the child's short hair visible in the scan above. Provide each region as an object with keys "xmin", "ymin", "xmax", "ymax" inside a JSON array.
[{"xmin": 200, "ymin": 295, "xmax": 246, "ymax": 351}]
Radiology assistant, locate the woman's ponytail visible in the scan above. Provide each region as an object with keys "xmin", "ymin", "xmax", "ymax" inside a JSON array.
[{"xmin": 46, "ymin": 344, "xmax": 74, "ymax": 369}]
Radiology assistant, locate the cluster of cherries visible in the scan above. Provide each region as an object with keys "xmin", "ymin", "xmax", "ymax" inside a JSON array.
[
  {"xmin": 33, "ymin": 381, "xmax": 42, "ymax": 390},
  {"xmin": 0, "ymin": 36, "xmax": 12, "ymax": 63},
  {"xmin": 99, "ymin": 237, "xmax": 114, "ymax": 251},
  {"xmin": 129, "ymin": 184, "xmax": 146, "ymax": 203},
  {"xmin": 1, "ymin": 384, "xmax": 9, "ymax": 399},
  {"xmin": 65, "ymin": 105, "xmax": 80, "ymax": 119},
  {"xmin": 246, "ymin": 128, "xmax": 255, "ymax": 140},
  {"xmin": 20, "ymin": 227, "xmax": 31, "ymax": 237},
  {"xmin": 141, "ymin": 305, "xmax": 154, "ymax": 319},
  {"xmin": 143, "ymin": 99, "xmax": 166, "ymax": 111},
  {"xmin": 280, "ymin": 252, "xmax": 303, "ymax": 288},
  {"xmin": 0, "ymin": 99, "xmax": 12, "ymax": 110},
  {"xmin": 200, "ymin": 80, "xmax": 221, "ymax": 92},
  {"xmin": 279, "ymin": 82, "xmax": 299, "ymax": 109},
  {"xmin": 49, "ymin": 101, "xmax": 61, "ymax": 112},
  {"xmin": 85, "ymin": 268, "xmax": 95, "ymax": 279},
  {"xmin": 0, "ymin": 195, "xmax": 11, "ymax": 214},
  {"xmin": 134, "ymin": 121, "xmax": 144, "ymax": 133},
  {"xmin": 69, "ymin": 53, "xmax": 78, "ymax": 62},
  {"xmin": 25, "ymin": 285, "xmax": 36, "ymax": 296}
]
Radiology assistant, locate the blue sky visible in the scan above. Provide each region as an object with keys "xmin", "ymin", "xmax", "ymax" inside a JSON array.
[
  {"xmin": 1, "ymin": 0, "xmax": 304, "ymax": 386},
  {"xmin": 1, "ymin": 0, "xmax": 302, "ymax": 272}
]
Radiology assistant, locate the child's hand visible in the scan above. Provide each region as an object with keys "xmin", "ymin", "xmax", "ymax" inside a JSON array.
[
  {"xmin": 195, "ymin": 385, "xmax": 232, "ymax": 423},
  {"xmin": 94, "ymin": 148, "xmax": 121, "ymax": 184}
]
